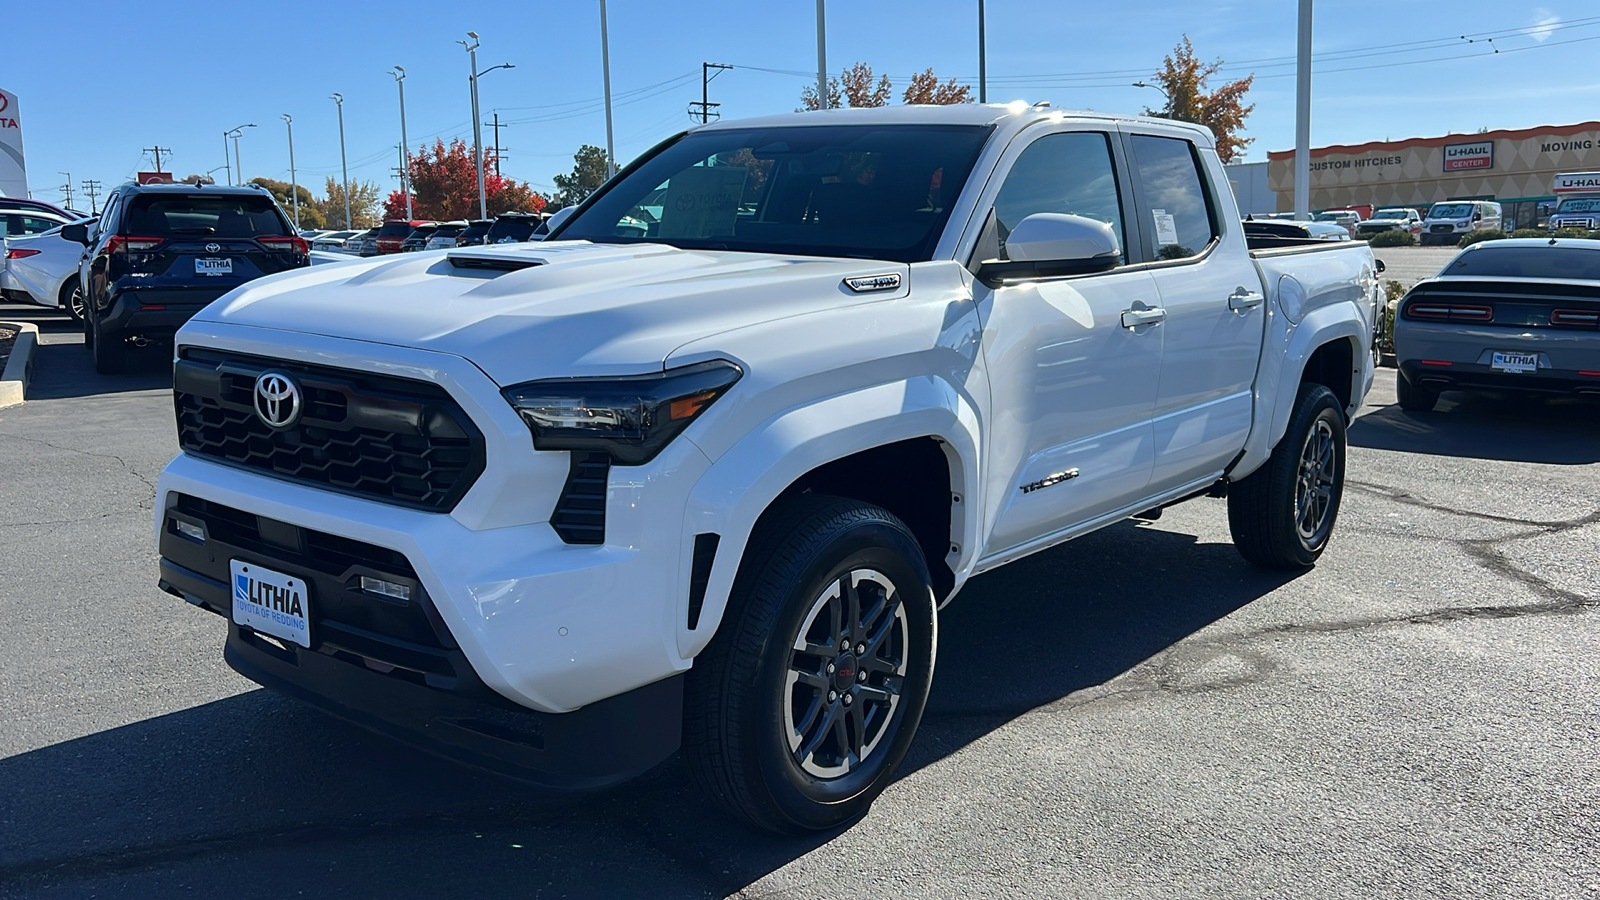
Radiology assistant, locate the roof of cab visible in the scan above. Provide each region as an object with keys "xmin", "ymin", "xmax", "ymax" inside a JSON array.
[{"xmin": 692, "ymin": 102, "xmax": 1214, "ymax": 145}]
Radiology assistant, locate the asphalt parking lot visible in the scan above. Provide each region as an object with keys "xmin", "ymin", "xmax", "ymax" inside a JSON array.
[{"xmin": 1, "ymin": 298, "xmax": 1597, "ymax": 899}]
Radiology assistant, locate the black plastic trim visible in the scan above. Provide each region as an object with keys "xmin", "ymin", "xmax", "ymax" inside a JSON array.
[
  {"xmin": 687, "ymin": 533, "xmax": 720, "ymax": 630},
  {"xmin": 551, "ymin": 452, "xmax": 610, "ymax": 544}
]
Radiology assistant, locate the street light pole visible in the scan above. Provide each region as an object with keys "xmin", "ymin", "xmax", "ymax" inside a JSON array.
[
  {"xmin": 282, "ymin": 114, "xmax": 298, "ymax": 228},
  {"xmin": 815, "ymin": 0, "xmax": 828, "ymax": 109},
  {"xmin": 222, "ymin": 131, "xmax": 232, "ymax": 185},
  {"xmin": 332, "ymin": 93, "xmax": 351, "ymax": 229},
  {"xmin": 1131, "ymin": 81, "xmax": 1170, "ymax": 116},
  {"xmin": 393, "ymin": 66, "xmax": 413, "ymax": 219},
  {"xmin": 600, "ymin": 0, "xmax": 617, "ymax": 177},
  {"xmin": 232, "ymin": 124, "xmax": 255, "ymax": 186},
  {"xmin": 461, "ymin": 33, "xmax": 488, "ymax": 220},
  {"xmin": 978, "ymin": 0, "xmax": 986, "ymax": 104},
  {"xmin": 1294, "ymin": 0, "xmax": 1313, "ymax": 220}
]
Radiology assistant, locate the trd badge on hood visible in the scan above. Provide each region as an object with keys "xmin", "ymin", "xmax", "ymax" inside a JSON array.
[{"xmin": 843, "ymin": 273, "xmax": 902, "ymax": 293}]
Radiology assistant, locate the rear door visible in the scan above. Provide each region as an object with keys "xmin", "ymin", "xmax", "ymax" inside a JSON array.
[
  {"xmin": 118, "ymin": 193, "xmax": 303, "ymax": 304},
  {"xmin": 1122, "ymin": 128, "xmax": 1265, "ymax": 496}
]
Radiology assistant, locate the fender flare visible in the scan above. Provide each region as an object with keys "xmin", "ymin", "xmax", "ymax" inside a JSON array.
[
  {"xmin": 673, "ymin": 376, "xmax": 983, "ymax": 660},
  {"xmin": 1233, "ymin": 301, "xmax": 1368, "ymax": 480}
]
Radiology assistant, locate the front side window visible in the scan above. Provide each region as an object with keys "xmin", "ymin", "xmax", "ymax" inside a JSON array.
[
  {"xmin": 556, "ymin": 124, "xmax": 993, "ymax": 263},
  {"xmin": 987, "ymin": 131, "xmax": 1126, "ymax": 264},
  {"xmin": 1129, "ymin": 134, "xmax": 1218, "ymax": 261}
]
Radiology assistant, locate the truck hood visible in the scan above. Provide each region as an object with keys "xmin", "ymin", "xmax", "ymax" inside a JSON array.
[{"xmin": 192, "ymin": 241, "xmax": 909, "ymax": 384}]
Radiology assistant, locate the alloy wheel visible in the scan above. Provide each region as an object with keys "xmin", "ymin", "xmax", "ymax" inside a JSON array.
[
  {"xmin": 1295, "ymin": 418, "xmax": 1337, "ymax": 543},
  {"xmin": 784, "ymin": 569, "xmax": 908, "ymax": 779}
]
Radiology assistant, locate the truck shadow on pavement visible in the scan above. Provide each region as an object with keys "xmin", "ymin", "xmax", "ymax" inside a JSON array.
[
  {"xmin": 0, "ymin": 515, "xmax": 1299, "ymax": 897},
  {"xmin": 1350, "ymin": 393, "xmax": 1600, "ymax": 465}
]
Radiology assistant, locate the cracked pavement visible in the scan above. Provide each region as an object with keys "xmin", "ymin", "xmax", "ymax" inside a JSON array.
[{"xmin": 1, "ymin": 302, "xmax": 1597, "ymax": 899}]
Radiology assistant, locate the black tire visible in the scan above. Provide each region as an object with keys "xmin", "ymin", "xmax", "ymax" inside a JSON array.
[
  {"xmin": 1396, "ymin": 370, "xmax": 1438, "ymax": 412},
  {"xmin": 1228, "ymin": 383, "xmax": 1347, "ymax": 569},
  {"xmin": 683, "ymin": 494, "xmax": 937, "ymax": 834},
  {"xmin": 59, "ymin": 278, "xmax": 85, "ymax": 325},
  {"xmin": 91, "ymin": 316, "xmax": 127, "ymax": 375}
]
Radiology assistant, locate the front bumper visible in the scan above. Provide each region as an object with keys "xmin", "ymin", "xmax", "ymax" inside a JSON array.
[{"xmin": 157, "ymin": 492, "xmax": 683, "ymax": 787}]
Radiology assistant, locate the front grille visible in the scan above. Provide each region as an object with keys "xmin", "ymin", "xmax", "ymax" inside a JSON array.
[
  {"xmin": 1430, "ymin": 224, "xmax": 1456, "ymax": 234},
  {"xmin": 174, "ymin": 349, "xmax": 485, "ymax": 512}
]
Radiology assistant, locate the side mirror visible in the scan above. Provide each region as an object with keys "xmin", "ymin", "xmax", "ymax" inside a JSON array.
[
  {"xmin": 544, "ymin": 206, "xmax": 577, "ymax": 237},
  {"xmin": 976, "ymin": 213, "xmax": 1120, "ymax": 287},
  {"xmin": 61, "ymin": 222, "xmax": 91, "ymax": 246},
  {"xmin": 1473, "ymin": 212, "xmax": 1483, "ymax": 222},
  {"xmin": 1375, "ymin": 259, "xmax": 1387, "ymax": 273}
]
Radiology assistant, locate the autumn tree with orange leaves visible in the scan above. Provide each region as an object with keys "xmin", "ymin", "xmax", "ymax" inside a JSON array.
[
  {"xmin": 1144, "ymin": 36, "xmax": 1256, "ymax": 163},
  {"xmin": 383, "ymin": 138, "xmax": 546, "ymax": 221},
  {"xmin": 801, "ymin": 63, "xmax": 971, "ymax": 110}
]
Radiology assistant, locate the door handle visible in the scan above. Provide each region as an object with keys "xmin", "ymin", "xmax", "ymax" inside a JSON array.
[
  {"xmin": 1121, "ymin": 307, "xmax": 1167, "ymax": 328},
  {"xmin": 1228, "ymin": 287, "xmax": 1265, "ymax": 311}
]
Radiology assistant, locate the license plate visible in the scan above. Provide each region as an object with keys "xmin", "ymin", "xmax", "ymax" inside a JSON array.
[
  {"xmin": 1491, "ymin": 351, "xmax": 1539, "ymax": 374},
  {"xmin": 231, "ymin": 560, "xmax": 310, "ymax": 648},
  {"xmin": 196, "ymin": 257, "xmax": 233, "ymax": 276}
]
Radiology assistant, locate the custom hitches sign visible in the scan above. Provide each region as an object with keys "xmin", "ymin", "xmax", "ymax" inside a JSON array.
[{"xmin": 0, "ymin": 88, "xmax": 25, "ymax": 199}]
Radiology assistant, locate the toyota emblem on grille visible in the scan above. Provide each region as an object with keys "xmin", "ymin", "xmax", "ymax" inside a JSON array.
[
  {"xmin": 254, "ymin": 372, "xmax": 302, "ymax": 429},
  {"xmin": 205, "ymin": 242, "xmax": 222, "ymax": 253}
]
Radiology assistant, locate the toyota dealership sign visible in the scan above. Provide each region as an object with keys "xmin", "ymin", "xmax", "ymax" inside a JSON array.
[{"xmin": 0, "ymin": 88, "xmax": 25, "ymax": 199}]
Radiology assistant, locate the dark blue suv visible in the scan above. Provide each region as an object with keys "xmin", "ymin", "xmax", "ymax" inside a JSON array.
[{"xmin": 62, "ymin": 183, "xmax": 308, "ymax": 374}]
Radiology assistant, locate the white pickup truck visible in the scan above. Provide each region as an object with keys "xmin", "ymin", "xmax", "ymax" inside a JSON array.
[{"xmin": 155, "ymin": 104, "xmax": 1379, "ymax": 833}]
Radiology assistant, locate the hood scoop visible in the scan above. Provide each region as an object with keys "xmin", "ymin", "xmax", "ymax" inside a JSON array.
[{"xmin": 447, "ymin": 251, "xmax": 545, "ymax": 272}]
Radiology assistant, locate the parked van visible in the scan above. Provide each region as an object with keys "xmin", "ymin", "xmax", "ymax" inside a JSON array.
[{"xmin": 1419, "ymin": 200, "xmax": 1501, "ymax": 245}]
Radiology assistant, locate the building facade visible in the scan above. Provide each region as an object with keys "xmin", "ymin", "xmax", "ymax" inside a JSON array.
[{"xmin": 1267, "ymin": 122, "xmax": 1600, "ymax": 230}]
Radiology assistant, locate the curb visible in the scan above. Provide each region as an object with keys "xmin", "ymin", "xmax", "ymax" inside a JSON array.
[{"xmin": 0, "ymin": 321, "xmax": 39, "ymax": 409}]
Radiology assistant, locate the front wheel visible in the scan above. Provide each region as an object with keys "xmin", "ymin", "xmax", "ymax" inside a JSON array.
[
  {"xmin": 683, "ymin": 494, "xmax": 937, "ymax": 833},
  {"xmin": 1228, "ymin": 383, "xmax": 1347, "ymax": 569}
]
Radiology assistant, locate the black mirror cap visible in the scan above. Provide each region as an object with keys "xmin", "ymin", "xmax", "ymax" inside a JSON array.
[
  {"xmin": 1375, "ymin": 258, "xmax": 1387, "ymax": 273},
  {"xmin": 61, "ymin": 222, "xmax": 91, "ymax": 245},
  {"xmin": 975, "ymin": 254, "xmax": 1118, "ymax": 289}
]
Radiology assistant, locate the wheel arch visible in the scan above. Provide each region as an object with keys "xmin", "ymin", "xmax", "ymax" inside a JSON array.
[{"xmin": 675, "ymin": 377, "xmax": 981, "ymax": 661}]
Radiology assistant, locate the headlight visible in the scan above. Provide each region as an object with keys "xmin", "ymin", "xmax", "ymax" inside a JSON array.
[{"xmin": 502, "ymin": 360, "xmax": 743, "ymax": 465}]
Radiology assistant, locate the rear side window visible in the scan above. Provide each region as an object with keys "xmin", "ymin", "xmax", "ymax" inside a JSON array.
[
  {"xmin": 125, "ymin": 195, "xmax": 289, "ymax": 238},
  {"xmin": 987, "ymin": 131, "xmax": 1126, "ymax": 264},
  {"xmin": 1129, "ymin": 135, "xmax": 1218, "ymax": 261}
]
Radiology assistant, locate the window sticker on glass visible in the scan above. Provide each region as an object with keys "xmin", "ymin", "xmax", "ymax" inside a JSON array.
[
  {"xmin": 1152, "ymin": 208, "xmax": 1180, "ymax": 247},
  {"xmin": 657, "ymin": 166, "xmax": 750, "ymax": 239}
]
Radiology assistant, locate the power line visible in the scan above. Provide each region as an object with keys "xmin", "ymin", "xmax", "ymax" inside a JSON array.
[
  {"xmin": 689, "ymin": 62, "xmax": 733, "ymax": 124},
  {"xmin": 142, "ymin": 146, "xmax": 173, "ymax": 173}
]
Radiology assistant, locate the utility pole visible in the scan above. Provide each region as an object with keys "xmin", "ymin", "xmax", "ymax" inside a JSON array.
[
  {"xmin": 484, "ymin": 111, "xmax": 506, "ymax": 177},
  {"xmin": 59, "ymin": 173, "xmax": 73, "ymax": 210},
  {"xmin": 815, "ymin": 0, "xmax": 828, "ymax": 109},
  {"xmin": 1294, "ymin": 0, "xmax": 1313, "ymax": 220},
  {"xmin": 332, "ymin": 94, "xmax": 351, "ymax": 229},
  {"xmin": 224, "ymin": 123, "xmax": 254, "ymax": 186},
  {"xmin": 689, "ymin": 63, "xmax": 732, "ymax": 124},
  {"xmin": 81, "ymin": 180, "xmax": 103, "ymax": 215},
  {"xmin": 977, "ymin": 0, "xmax": 987, "ymax": 103},
  {"xmin": 143, "ymin": 146, "xmax": 173, "ymax": 174},
  {"xmin": 393, "ymin": 66, "xmax": 413, "ymax": 219},
  {"xmin": 282, "ymin": 114, "xmax": 299, "ymax": 228},
  {"xmin": 599, "ymin": 2, "xmax": 617, "ymax": 177}
]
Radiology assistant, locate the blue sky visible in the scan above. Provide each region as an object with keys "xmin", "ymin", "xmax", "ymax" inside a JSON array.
[{"xmin": 6, "ymin": 0, "xmax": 1598, "ymax": 206}]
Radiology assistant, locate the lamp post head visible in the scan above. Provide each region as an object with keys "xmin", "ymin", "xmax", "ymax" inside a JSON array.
[
  {"xmin": 331, "ymin": 92, "xmax": 343, "ymax": 105},
  {"xmin": 282, "ymin": 113, "xmax": 292, "ymax": 124},
  {"xmin": 393, "ymin": 66, "xmax": 405, "ymax": 80}
]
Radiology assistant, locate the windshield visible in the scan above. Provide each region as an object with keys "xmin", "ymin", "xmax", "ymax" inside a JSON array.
[
  {"xmin": 555, "ymin": 124, "xmax": 994, "ymax": 262},
  {"xmin": 1429, "ymin": 203, "xmax": 1475, "ymax": 219},
  {"xmin": 1556, "ymin": 198, "xmax": 1600, "ymax": 213},
  {"xmin": 1447, "ymin": 245, "xmax": 1600, "ymax": 280},
  {"xmin": 377, "ymin": 222, "xmax": 414, "ymax": 238},
  {"xmin": 1374, "ymin": 209, "xmax": 1412, "ymax": 219}
]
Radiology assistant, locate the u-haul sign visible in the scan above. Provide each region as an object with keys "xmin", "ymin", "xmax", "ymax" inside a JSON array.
[
  {"xmin": 1443, "ymin": 140, "xmax": 1494, "ymax": 172},
  {"xmin": 1553, "ymin": 171, "xmax": 1600, "ymax": 193}
]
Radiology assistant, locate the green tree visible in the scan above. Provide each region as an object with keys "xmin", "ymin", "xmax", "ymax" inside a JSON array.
[
  {"xmin": 553, "ymin": 144, "xmax": 611, "ymax": 208},
  {"xmin": 249, "ymin": 177, "xmax": 323, "ymax": 229},
  {"xmin": 315, "ymin": 177, "xmax": 381, "ymax": 229},
  {"xmin": 1144, "ymin": 36, "xmax": 1256, "ymax": 163}
]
